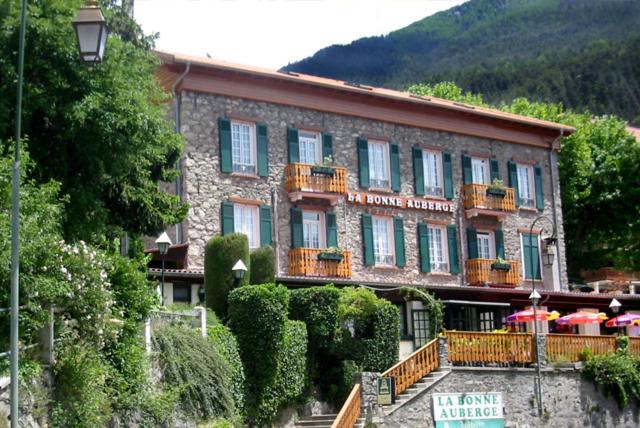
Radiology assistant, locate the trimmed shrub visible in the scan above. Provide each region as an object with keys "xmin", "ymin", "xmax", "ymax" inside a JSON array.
[
  {"xmin": 208, "ymin": 324, "xmax": 246, "ymax": 415},
  {"xmin": 583, "ymin": 351, "xmax": 640, "ymax": 409},
  {"xmin": 289, "ymin": 286, "xmax": 340, "ymax": 354},
  {"xmin": 250, "ymin": 246, "xmax": 275, "ymax": 285},
  {"xmin": 361, "ymin": 303, "xmax": 401, "ymax": 371},
  {"xmin": 204, "ymin": 233, "xmax": 250, "ymax": 319},
  {"xmin": 153, "ymin": 324, "xmax": 235, "ymax": 420},
  {"xmin": 326, "ymin": 359, "xmax": 360, "ymax": 405}
]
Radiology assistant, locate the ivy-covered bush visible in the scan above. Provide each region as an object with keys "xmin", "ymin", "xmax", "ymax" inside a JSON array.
[
  {"xmin": 250, "ymin": 246, "xmax": 275, "ymax": 285},
  {"xmin": 361, "ymin": 303, "xmax": 401, "ymax": 371},
  {"xmin": 204, "ymin": 233, "xmax": 250, "ymax": 320},
  {"xmin": 583, "ymin": 351, "xmax": 640, "ymax": 409},
  {"xmin": 289, "ymin": 286, "xmax": 340, "ymax": 354},
  {"xmin": 208, "ymin": 324, "xmax": 246, "ymax": 415},
  {"xmin": 153, "ymin": 325, "xmax": 236, "ymax": 420}
]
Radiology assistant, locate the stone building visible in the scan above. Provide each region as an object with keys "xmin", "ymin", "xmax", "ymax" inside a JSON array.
[{"xmin": 149, "ymin": 51, "xmax": 640, "ymax": 352}]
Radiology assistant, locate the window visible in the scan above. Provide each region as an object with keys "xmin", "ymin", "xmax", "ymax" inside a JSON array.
[
  {"xmin": 372, "ymin": 216, "xmax": 394, "ymax": 265},
  {"xmin": 521, "ymin": 233, "xmax": 542, "ymax": 280},
  {"xmin": 231, "ymin": 121, "xmax": 256, "ymax": 174},
  {"xmin": 172, "ymin": 284, "xmax": 191, "ymax": 303},
  {"xmin": 476, "ymin": 231, "xmax": 495, "ymax": 260},
  {"xmin": 479, "ymin": 311, "xmax": 495, "ymax": 332},
  {"xmin": 299, "ymin": 131, "xmax": 321, "ymax": 165},
  {"xmin": 517, "ymin": 164, "xmax": 535, "ymax": 208},
  {"xmin": 302, "ymin": 210, "xmax": 325, "ymax": 249},
  {"xmin": 412, "ymin": 310, "xmax": 431, "ymax": 348},
  {"xmin": 427, "ymin": 225, "xmax": 449, "ymax": 272},
  {"xmin": 234, "ymin": 204, "xmax": 259, "ymax": 249},
  {"xmin": 422, "ymin": 150, "xmax": 443, "ymax": 197},
  {"xmin": 368, "ymin": 141, "xmax": 390, "ymax": 189},
  {"xmin": 471, "ymin": 157, "xmax": 490, "ymax": 184}
]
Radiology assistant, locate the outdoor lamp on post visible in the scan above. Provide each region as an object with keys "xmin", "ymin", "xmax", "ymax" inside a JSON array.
[
  {"xmin": 156, "ymin": 232, "xmax": 172, "ymax": 303},
  {"xmin": 72, "ymin": 1, "xmax": 108, "ymax": 63},
  {"xmin": 610, "ymin": 298, "xmax": 622, "ymax": 335},
  {"xmin": 529, "ymin": 289, "xmax": 543, "ymax": 418},
  {"xmin": 232, "ymin": 259, "xmax": 248, "ymax": 288}
]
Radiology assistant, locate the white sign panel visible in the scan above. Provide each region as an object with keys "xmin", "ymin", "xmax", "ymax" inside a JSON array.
[{"xmin": 432, "ymin": 392, "xmax": 504, "ymax": 428}]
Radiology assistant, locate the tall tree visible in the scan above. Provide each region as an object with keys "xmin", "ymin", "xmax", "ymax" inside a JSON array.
[{"xmin": 0, "ymin": 0, "xmax": 186, "ymax": 241}]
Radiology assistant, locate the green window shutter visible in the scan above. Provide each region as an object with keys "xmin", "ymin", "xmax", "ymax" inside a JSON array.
[
  {"xmin": 418, "ymin": 223, "xmax": 431, "ymax": 273},
  {"xmin": 390, "ymin": 143, "xmax": 401, "ymax": 192},
  {"xmin": 394, "ymin": 216, "xmax": 405, "ymax": 267},
  {"xmin": 287, "ymin": 127, "xmax": 299, "ymax": 163},
  {"xmin": 290, "ymin": 208, "xmax": 303, "ymax": 248},
  {"xmin": 495, "ymin": 229, "xmax": 505, "ymax": 259},
  {"xmin": 462, "ymin": 155, "xmax": 472, "ymax": 185},
  {"xmin": 221, "ymin": 201, "xmax": 235, "ymax": 235},
  {"xmin": 412, "ymin": 147, "xmax": 424, "ymax": 196},
  {"xmin": 508, "ymin": 161, "xmax": 520, "ymax": 207},
  {"xmin": 326, "ymin": 211, "xmax": 338, "ymax": 248},
  {"xmin": 322, "ymin": 133, "xmax": 333, "ymax": 161},
  {"xmin": 443, "ymin": 152, "xmax": 454, "ymax": 200},
  {"xmin": 467, "ymin": 227, "xmax": 478, "ymax": 259},
  {"xmin": 534, "ymin": 165, "xmax": 544, "ymax": 210},
  {"xmin": 523, "ymin": 233, "xmax": 541, "ymax": 280},
  {"xmin": 218, "ymin": 117, "xmax": 232, "ymax": 173},
  {"xmin": 256, "ymin": 123, "xmax": 269, "ymax": 177},
  {"xmin": 447, "ymin": 224, "xmax": 460, "ymax": 274},
  {"xmin": 259, "ymin": 205, "xmax": 272, "ymax": 246},
  {"xmin": 361, "ymin": 214, "xmax": 374, "ymax": 266},
  {"xmin": 490, "ymin": 158, "xmax": 500, "ymax": 182},
  {"xmin": 357, "ymin": 137, "xmax": 370, "ymax": 188}
]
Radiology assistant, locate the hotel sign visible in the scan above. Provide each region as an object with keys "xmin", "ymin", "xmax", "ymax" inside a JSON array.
[
  {"xmin": 432, "ymin": 392, "xmax": 504, "ymax": 428},
  {"xmin": 347, "ymin": 192, "xmax": 454, "ymax": 213}
]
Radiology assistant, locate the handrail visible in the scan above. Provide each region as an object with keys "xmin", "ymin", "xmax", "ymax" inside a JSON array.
[
  {"xmin": 547, "ymin": 334, "xmax": 616, "ymax": 362},
  {"xmin": 382, "ymin": 338, "xmax": 439, "ymax": 396},
  {"xmin": 447, "ymin": 331, "xmax": 534, "ymax": 364},
  {"xmin": 331, "ymin": 383, "xmax": 361, "ymax": 428}
]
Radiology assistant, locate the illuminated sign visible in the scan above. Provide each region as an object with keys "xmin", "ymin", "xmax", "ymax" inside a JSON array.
[
  {"xmin": 347, "ymin": 192, "xmax": 455, "ymax": 213},
  {"xmin": 432, "ymin": 392, "xmax": 504, "ymax": 428}
]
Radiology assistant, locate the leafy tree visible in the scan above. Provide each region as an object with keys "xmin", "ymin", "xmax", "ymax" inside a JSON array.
[{"xmin": 0, "ymin": 0, "xmax": 186, "ymax": 240}]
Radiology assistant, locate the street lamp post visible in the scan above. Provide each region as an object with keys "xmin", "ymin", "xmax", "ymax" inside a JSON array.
[
  {"xmin": 156, "ymin": 232, "xmax": 172, "ymax": 304},
  {"xmin": 9, "ymin": 2, "xmax": 108, "ymax": 426},
  {"xmin": 528, "ymin": 215, "xmax": 557, "ymax": 418},
  {"xmin": 609, "ymin": 298, "xmax": 622, "ymax": 336}
]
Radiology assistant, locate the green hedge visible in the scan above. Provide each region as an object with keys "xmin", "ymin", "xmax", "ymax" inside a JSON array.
[
  {"xmin": 208, "ymin": 324, "xmax": 246, "ymax": 416},
  {"xmin": 583, "ymin": 351, "xmax": 640, "ymax": 409},
  {"xmin": 204, "ymin": 233, "xmax": 250, "ymax": 319},
  {"xmin": 250, "ymin": 246, "xmax": 275, "ymax": 285},
  {"xmin": 289, "ymin": 286, "xmax": 340, "ymax": 354},
  {"xmin": 361, "ymin": 303, "xmax": 401, "ymax": 371}
]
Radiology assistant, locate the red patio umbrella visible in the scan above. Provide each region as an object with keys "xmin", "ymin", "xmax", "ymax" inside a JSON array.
[
  {"xmin": 605, "ymin": 313, "xmax": 640, "ymax": 328},
  {"xmin": 507, "ymin": 309, "xmax": 559, "ymax": 323},
  {"xmin": 555, "ymin": 311, "xmax": 607, "ymax": 325}
]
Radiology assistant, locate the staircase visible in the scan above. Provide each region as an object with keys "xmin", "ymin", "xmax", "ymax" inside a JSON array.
[
  {"xmin": 382, "ymin": 367, "xmax": 451, "ymax": 416},
  {"xmin": 294, "ymin": 413, "xmax": 365, "ymax": 428}
]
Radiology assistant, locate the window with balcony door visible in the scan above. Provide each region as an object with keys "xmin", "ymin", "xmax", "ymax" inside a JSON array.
[
  {"xmin": 517, "ymin": 164, "xmax": 535, "ymax": 208},
  {"xmin": 471, "ymin": 157, "xmax": 490, "ymax": 184},
  {"xmin": 298, "ymin": 131, "xmax": 321, "ymax": 165},
  {"xmin": 368, "ymin": 141, "xmax": 391, "ymax": 189},
  {"xmin": 372, "ymin": 216, "xmax": 394, "ymax": 266},
  {"xmin": 427, "ymin": 224, "xmax": 449, "ymax": 273},
  {"xmin": 422, "ymin": 150, "xmax": 443, "ymax": 197},
  {"xmin": 233, "ymin": 203, "xmax": 259, "ymax": 249},
  {"xmin": 302, "ymin": 210, "xmax": 325, "ymax": 249},
  {"xmin": 476, "ymin": 231, "xmax": 495, "ymax": 260},
  {"xmin": 231, "ymin": 121, "xmax": 256, "ymax": 174}
]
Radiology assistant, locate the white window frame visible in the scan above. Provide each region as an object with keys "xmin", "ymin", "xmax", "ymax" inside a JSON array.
[
  {"xmin": 517, "ymin": 163, "xmax": 535, "ymax": 209},
  {"xmin": 298, "ymin": 130, "xmax": 322, "ymax": 165},
  {"xmin": 372, "ymin": 215, "xmax": 395, "ymax": 266},
  {"xmin": 519, "ymin": 233, "xmax": 543, "ymax": 280},
  {"xmin": 368, "ymin": 140, "xmax": 391, "ymax": 189},
  {"xmin": 471, "ymin": 157, "xmax": 490, "ymax": 185},
  {"xmin": 422, "ymin": 149, "xmax": 444, "ymax": 197},
  {"xmin": 476, "ymin": 230, "xmax": 495, "ymax": 260},
  {"xmin": 302, "ymin": 210, "xmax": 326, "ymax": 249},
  {"xmin": 427, "ymin": 224, "xmax": 449, "ymax": 273},
  {"xmin": 233, "ymin": 203, "xmax": 260, "ymax": 249},
  {"xmin": 230, "ymin": 120, "xmax": 257, "ymax": 174}
]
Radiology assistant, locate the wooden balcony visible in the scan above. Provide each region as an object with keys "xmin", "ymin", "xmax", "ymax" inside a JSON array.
[
  {"xmin": 284, "ymin": 163, "xmax": 347, "ymax": 204},
  {"xmin": 466, "ymin": 258, "xmax": 522, "ymax": 288},
  {"xmin": 462, "ymin": 183, "xmax": 516, "ymax": 220},
  {"xmin": 288, "ymin": 248, "xmax": 352, "ymax": 278}
]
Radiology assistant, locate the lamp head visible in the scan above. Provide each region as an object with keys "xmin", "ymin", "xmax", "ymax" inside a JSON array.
[
  {"xmin": 155, "ymin": 232, "xmax": 172, "ymax": 255},
  {"xmin": 541, "ymin": 244, "xmax": 555, "ymax": 267},
  {"xmin": 232, "ymin": 259, "xmax": 248, "ymax": 280},
  {"xmin": 529, "ymin": 289, "xmax": 541, "ymax": 304},
  {"xmin": 72, "ymin": 2, "xmax": 108, "ymax": 63},
  {"xmin": 609, "ymin": 298, "xmax": 621, "ymax": 314}
]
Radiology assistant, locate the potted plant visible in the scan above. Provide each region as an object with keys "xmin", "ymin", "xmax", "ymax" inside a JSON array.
[
  {"xmin": 318, "ymin": 246, "xmax": 344, "ymax": 261},
  {"xmin": 486, "ymin": 178, "xmax": 507, "ymax": 197},
  {"xmin": 491, "ymin": 257, "xmax": 511, "ymax": 271},
  {"xmin": 311, "ymin": 155, "xmax": 335, "ymax": 176}
]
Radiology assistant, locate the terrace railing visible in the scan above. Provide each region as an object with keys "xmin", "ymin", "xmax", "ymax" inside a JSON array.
[
  {"xmin": 462, "ymin": 183, "xmax": 516, "ymax": 212},
  {"xmin": 284, "ymin": 163, "xmax": 348, "ymax": 194},
  {"xmin": 466, "ymin": 259, "xmax": 522, "ymax": 287},
  {"xmin": 382, "ymin": 338, "xmax": 439, "ymax": 396},
  {"xmin": 629, "ymin": 337, "xmax": 640, "ymax": 356},
  {"xmin": 288, "ymin": 248, "xmax": 352, "ymax": 278},
  {"xmin": 547, "ymin": 334, "xmax": 617, "ymax": 362},
  {"xmin": 447, "ymin": 331, "xmax": 534, "ymax": 364}
]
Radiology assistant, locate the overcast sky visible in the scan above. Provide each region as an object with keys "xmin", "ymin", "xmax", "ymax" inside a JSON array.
[{"xmin": 135, "ymin": 0, "xmax": 466, "ymax": 69}]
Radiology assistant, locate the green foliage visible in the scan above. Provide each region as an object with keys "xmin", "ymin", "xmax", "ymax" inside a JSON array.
[
  {"xmin": 289, "ymin": 286, "xmax": 341, "ymax": 355},
  {"xmin": 249, "ymin": 246, "xmax": 275, "ymax": 285},
  {"xmin": 205, "ymin": 233, "xmax": 250, "ymax": 319},
  {"xmin": 325, "ymin": 360, "xmax": 360, "ymax": 406},
  {"xmin": 208, "ymin": 324, "xmax": 246, "ymax": 415},
  {"xmin": 407, "ymin": 82, "xmax": 485, "ymax": 106},
  {"xmin": 153, "ymin": 324, "xmax": 236, "ymax": 420},
  {"xmin": 400, "ymin": 287, "xmax": 444, "ymax": 339},
  {"xmin": 583, "ymin": 351, "xmax": 640, "ymax": 409}
]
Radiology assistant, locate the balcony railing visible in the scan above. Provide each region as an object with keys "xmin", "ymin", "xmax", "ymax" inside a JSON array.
[
  {"xmin": 466, "ymin": 258, "xmax": 522, "ymax": 287},
  {"xmin": 447, "ymin": 331, "xmax": 534, "ymax": 364},
  {"xmin": 284, "ymin": 163, "xmax": 347, "ymax": 194},
  {"xmin": 288, "ymin": 248, "xmax": 352, "ymax": 278},
  {"xmin": 462, "ymin": 184, "xmax": 516, "ymax": 213},
  {"xmin": 547, "ymin": 334, "xmax": 617, "ymax": 362}
]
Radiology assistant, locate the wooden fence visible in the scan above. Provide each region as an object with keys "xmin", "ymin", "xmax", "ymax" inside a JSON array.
[
  {"xmin": 630, "ymin": 337, "xmax": 640, "ymax": 356},
  {"xmin": 447, "ymin": 331, "xmax": 534, "ymax": 364},
  {"xmin": 331, "ymin": 384, "xmax": 361, "ymax": 428},
  {"xmin": 547, "ymin": 334, "xmax": 617, "ymax": 362},
  {"xmin": 382, "ymin": 338, "xmax": 439, "ymax": 396}
]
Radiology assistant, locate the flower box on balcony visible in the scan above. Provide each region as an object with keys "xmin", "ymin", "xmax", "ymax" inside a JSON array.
[
  {"xmin": 317, "ymin": 249, "xmax": 344, "ymax": 262},
  {"xmin": 486, "ymin": 187, "xmax": 507, "ymax": 197},
  {"xmin": 310, "ymin": 166, "xmax": 335, "ymax": 177},
  {"xmin": 491, "ymin": 262, "xmax": 511, "ymax": 271}
]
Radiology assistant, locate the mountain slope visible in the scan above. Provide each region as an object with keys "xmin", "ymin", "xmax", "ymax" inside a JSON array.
[{"xmin": 283, "ymin": 0, "xmax": 640, "ymax": 122}]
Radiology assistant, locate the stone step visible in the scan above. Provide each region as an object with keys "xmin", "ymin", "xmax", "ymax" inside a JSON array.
[{"xmin": 294, "ymin": 416, "xmax": 364, "ymax": 428}]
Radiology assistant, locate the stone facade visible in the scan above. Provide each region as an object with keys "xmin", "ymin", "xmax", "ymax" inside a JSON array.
[{"xmin": 177, "ymin": 90, "xmax": 568, "ymax": 290}]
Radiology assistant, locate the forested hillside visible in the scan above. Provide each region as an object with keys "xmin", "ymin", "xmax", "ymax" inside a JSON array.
[{"xmin": 284, "ymin": 0, "xmax": 640, "ymax": 123}]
